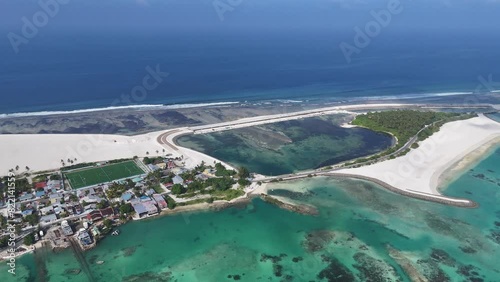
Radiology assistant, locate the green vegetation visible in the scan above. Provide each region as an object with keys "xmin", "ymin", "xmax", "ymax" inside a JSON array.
[
  {"xmin": 0, "ymin": 215, "xmax": 6, "ymax": 229},
  {"xmin": 143, "ymin": 156, "xmax": 164, "ymax": 165},
  {"xmin": 352, "ymin": 110, "xmax": 460, "ymax": 146},
  {"xmin": 64, "ymin": 161, "xmax": 144, "ymax": 189},
  {"xmin": 23, "ymin": 232, "xmax": 35, "ymax": 246},
  {"xmin": 209, "ymin": 189, "xmax": 244, "ymax": 201},
  {"xmin": 214, "ymin": 163, "xmax": 237, "ymax": 177},
  {"xmin": 346, "ymin": 110, "xmax": 477, "ymax": 165},
  {"xmin": 49, "ymin": 174, "xmax": 62, "ymax": 180},
  {"xmin": 171, "ymin": 184, "xmax": 183, "ymax": 195},
  {"xmin": 0, "ymin": 236, "xmax": 8, "ymax": 248},
  {"xmin": 151, "ymin": 184, "xmax": 164, "ymax": 194},
  {"xmin": 32, "ymin": 174, "xmax": 49, "ymax": 183},
  {"xmin": 119, "ymin": 203, "xmax": 134, "ymax": 214},
  {"xmin": 164, "ymin": 195, "xmax": 176, "ymax": 209},
  {"xmin": 105, "ymin": 182, "xmax": 134, "ymax": 199},
  {"xmin": 24, "ymin": 214, "xmax": 39, "ymax": 226},
  {"xmin": 103, "ymin": 219, "xmax": 113, "ymax": 230},
  {"xmin": 61, "ymin": 162, "xmax": 96, "ymax": 171}
]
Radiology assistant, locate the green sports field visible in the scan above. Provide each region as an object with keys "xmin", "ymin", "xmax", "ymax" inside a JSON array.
[{"xmin": 64, "ymin": 161, "xmax": 145, "ymax": 189}]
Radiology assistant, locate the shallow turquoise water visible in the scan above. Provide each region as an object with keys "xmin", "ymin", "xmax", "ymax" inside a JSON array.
[{"xmin": 2, "ymin": 147, "xmax": 499, "ymax": 282}]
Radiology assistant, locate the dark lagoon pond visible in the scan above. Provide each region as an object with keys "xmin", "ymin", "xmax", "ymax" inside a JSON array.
[{"xmin": 176, "ymin": 117, "xmax": 393, "ymax": 175}]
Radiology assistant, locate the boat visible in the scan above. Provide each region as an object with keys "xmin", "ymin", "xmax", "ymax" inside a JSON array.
[
  {"xmin": 112, "ymin": 230, "xmax": 120, "ymax": 236},
  {"xmin": 96, "ymin": 261, "xmax": 104, "ymax": 265}
]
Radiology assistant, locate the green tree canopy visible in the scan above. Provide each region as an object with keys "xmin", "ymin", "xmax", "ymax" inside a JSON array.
[{"xmin": 23, "ymin": 232, "xmax": 35, "ymax": 246}]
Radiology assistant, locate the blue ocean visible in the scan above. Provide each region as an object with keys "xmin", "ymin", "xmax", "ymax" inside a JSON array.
[{"xmin": 0, "ymin": 29, "xmax": 499, "ymax": 115}]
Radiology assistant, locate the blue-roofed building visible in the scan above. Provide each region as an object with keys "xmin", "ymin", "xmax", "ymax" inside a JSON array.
[
  {"xmin": 21, "ymin": 209, "xmax": 33, "ymax": 217},
  {"xmin": 18, "ymin": 194, "xmax": 34, "ymax": 202},
  {"xmin": 121, "ymin": 192, "xmax": 134, "ymax": 202},
  {"xmin": 35, "ymin": 190, "xmax": 46, "ymax": 198},
  {"xmin": 132, "ymin": 177, "xmax": 143, "ymax": 183},
  {"xmin": 148, "ymin": 164, "xmax": 160, "ymax": 171}
]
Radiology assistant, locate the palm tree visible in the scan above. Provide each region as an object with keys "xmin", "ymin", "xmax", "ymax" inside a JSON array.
[
  {"xmin": 156, "ymin": 150, "xmax": 159, "ymax": 154},
  {"xmin": 146, "ymin": 151, "xmax": 149, "ymax": 155},
  {"xmin": 25, "ymin": 166, "xmax": 30, "ymax": 171},
  {"xmin": 15, "ymin": 165, "xmax": 19, "ymax": 171}
]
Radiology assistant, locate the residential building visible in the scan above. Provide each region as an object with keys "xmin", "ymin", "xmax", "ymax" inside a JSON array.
[
  {"xmin": 39, "ymin": 206, "xmax": 54, "ymax": 216},
  {"xmin": 152, "ymin": 194, "xmax": 167, "ymax": 209},
  {"xmin": 172, "ymin": 175, "xmax": 184, "ymax": 185},
  {"xmin": 77, "ymin": 228, "xmax": 93, "ymax": 246},
  {"xmin": 49, "ymin": 193, "xmax": 63, "ymax": 204},
  {"xmin": 40, "ymin": 214, "xmax": 57, "ymax": 224},
  {"xmin": 61, "ymin": 220, "xmax": 73, "ymax": 236},
  {"xmin": 86, "ymin": 210, "xmax": 103, "ymax": 221},
  {"xmin": 99, "ymin": 207, "xmax": 114, "ymax": 218},
  {"xmin": 35, "ymin": 190, "xmax": 46, "ymax": 198}
]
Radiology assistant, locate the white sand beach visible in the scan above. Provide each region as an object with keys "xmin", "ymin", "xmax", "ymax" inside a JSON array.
[
  {"xmin": 0, "ymin": 132, "xmax": 170, "ymax": 175},
  {"xmin": 337, "ymin": 114, "xmax": 500, "ymax": 196}
]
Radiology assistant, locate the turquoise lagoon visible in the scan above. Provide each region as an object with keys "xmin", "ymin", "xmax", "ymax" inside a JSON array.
[{"xmin": 2, "ymin": 147, "xmax": 500, "ymax": 282}]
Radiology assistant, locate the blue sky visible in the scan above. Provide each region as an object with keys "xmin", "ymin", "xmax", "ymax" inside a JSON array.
[{"xmin": 1, "ymin": 0, "xmax": 500, "ymax": 33}]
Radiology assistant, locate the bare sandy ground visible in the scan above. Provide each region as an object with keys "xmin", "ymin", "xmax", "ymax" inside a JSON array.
[
  {"xmin": 338, "ymin": 114, "xmax": 500, "ymax": 196},
  {"xmin": 0, "ymin": 131, "xmax": 170, "ymax": 175}
]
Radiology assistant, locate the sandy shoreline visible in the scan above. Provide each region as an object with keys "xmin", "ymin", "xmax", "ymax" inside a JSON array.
[
  {"xmin": 337, "ymin": 114, "xmax": 500, "ymax": 200},
  {"xmin": 0, "ymin": 103, "xmax": 407, "ymax": 176}
]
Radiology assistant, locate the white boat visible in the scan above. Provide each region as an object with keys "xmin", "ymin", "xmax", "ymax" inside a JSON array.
[
  {"xmin": 96, "ymin": 261, "xmax": 104, "ymax": 265},
  {"xmin": 112, "ymin": 230, "xmax": 120, "ymax": 236}
]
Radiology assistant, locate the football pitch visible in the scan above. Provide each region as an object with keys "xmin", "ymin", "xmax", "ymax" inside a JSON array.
[{"xmin": 64, "ymin": 161, "xmax": 145, "ymax": 189}]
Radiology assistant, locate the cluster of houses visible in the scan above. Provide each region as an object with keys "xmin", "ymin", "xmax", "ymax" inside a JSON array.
[
  {"xmin": 13, "ymin": 179, "xmax": 72, "ymax": 225},
  {"xmin": 127, "ymin": 194, "xmax": 168, "ymax": 219},
  {"xmin": 162, "ymin": 168, "xmax": 217, "ymax": 190}
]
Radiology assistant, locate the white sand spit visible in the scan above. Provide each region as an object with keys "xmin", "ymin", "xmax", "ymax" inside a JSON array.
[{"xmin": 338, "ymin": 114, "xmax": 500, "ymax": 195}]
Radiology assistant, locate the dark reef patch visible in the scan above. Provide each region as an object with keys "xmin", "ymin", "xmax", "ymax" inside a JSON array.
[
  {"xmin": 292, "ymin": 256, "xmax": 303, "ymax": 263},
  {"xmin": 317, "ymin": 256, "xmax": 355, "ymax": 282},
  {"xmin": 430, "ymin": 249, "xmax": 456, "ymax": 267},
  {"xmin": 122, "ymin": 271, "xmax": 172, "ymax": 282},
  {"xmin": 416, "ymin": 259, "xmax": 450, "ymax": 282},
  {"xmin": 459, "ymin": 246, "xmax": 477, "ymax": 254},
  {"xmin": 352, "ymin": 252, "xmax": 401, "ymax": 282},
  {"xmin": 302, "ymin": 230, "xmax": 335, "ymax": 253}
]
